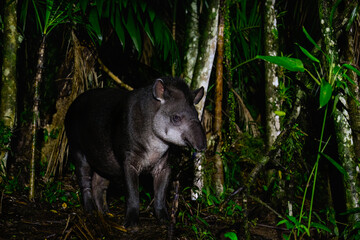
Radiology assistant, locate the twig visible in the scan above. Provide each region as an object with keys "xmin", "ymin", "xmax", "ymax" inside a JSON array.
[
  {"xmin": 97, "ymin": 58, "xmax": 134, "ymax": 91},
  {"xmin": 219, "ymin": 186, "xmax": 244, "ymax": 211},
  {"xmin": 249, "ymin": 195, "xmax": 285, "ymax": 219},
  {"xmin": 168, "ymin": 181, "xmax": 180, "ymax": 240}
]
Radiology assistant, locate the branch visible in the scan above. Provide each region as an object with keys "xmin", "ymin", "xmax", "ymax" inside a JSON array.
[{"xmin": 97, "ymin": 58, "xmax": 134, "ymax": 91}]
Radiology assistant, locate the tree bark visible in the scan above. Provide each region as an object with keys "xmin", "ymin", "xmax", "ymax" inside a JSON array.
[
  {"xmin": 319, "ymin": 0, "xmax": 360, "ymax": 222},
  {"xmin": 263, "ymin": 0, "xmax": 281, "ymax": 149},
  {"xmin": 0, "ymin": 0, "xmax": 19, "ymax": 177},
  {"xmin": 29, "ymin": 35, "xmax": 46, "ymax": 201},
  {"xmin": 190, "ymin": 0, "xmax": 219, "ymax": 119},
  {"xmin": 186, "ymin": 0, "xmax": 219, "ymax": 199},
  {"xmin": 182, "ymin": 0, "xmax": 200, "ymax": 84},
  {"xmin": 212, "ymin": 0, "xmax": 225, "ymax": 196}
]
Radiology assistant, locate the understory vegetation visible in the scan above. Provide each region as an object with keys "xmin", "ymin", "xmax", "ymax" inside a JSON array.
[{"xmin": 1, "ymin": 0, "xmax": 360, "ymax": 239}]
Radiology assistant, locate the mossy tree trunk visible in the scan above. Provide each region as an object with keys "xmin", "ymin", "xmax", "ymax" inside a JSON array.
[
  {"xmin": 264, "ymin": 0, "xmax": 281, "ymax": 149},
  {"xmin": 0, "ymin": 0, "xmax": 19, "ymax": 177},
  {"xmin": 319, "ymin": 0, "xmax": 360, "ymax": 223},
  {"xmin": 212, "ymin": 0, "xmax": 225, "ymax": 196},
  {"xmin": 182, "ymin": 0, "xmax": 199, "ymax": 85}
]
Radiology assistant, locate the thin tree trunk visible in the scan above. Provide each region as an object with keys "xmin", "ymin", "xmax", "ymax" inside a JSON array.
[
  {"xmin": 0, "ymin": 0, "xmax": 19, "ymax": 177},
  {"xmin": 264, "ymin": 0, "xmax": 281, "ymax": 149},
  {"xmin": 29, "ymin": 35, "xmax": 46, "ymax": 201},
  {"xmin": 213, "ymin": 0, "xmax": 225, "ymax": 196},
  {"xmin": 319, "ymin": 0, "xmax": 360, "ymax": 222}
]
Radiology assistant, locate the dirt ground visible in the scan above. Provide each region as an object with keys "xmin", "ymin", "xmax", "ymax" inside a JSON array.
[
  {"xmin": 0, "ymin": 174, "xmax": 286, "ymax": 240},
  {"xmin": 0, "ymin": 196, "xmax": 286, "ymax": 239}
]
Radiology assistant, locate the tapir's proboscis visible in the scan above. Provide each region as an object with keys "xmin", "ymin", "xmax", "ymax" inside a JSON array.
[{"xmin": 65, "ymin": 77, "xmax": 207, "ymax": 227}]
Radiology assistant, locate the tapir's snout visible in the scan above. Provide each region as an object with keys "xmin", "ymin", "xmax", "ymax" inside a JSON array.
[{"xmin": 184, "ymin": 121, "xmax": 207, "ymax": 151}]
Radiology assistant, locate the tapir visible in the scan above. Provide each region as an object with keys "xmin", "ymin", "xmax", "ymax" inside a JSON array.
[{"xmin": 64, "ymin": 77, "xmax": 207, "ymax": 227}]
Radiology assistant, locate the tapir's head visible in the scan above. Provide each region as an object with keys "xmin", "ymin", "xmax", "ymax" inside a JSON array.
[{"xmin": 152, "ymin": 77, "xmax": 207, "ymax": 151}]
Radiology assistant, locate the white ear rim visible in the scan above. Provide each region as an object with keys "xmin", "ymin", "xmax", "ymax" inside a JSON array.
[{"xmin": 153, "ymin": 78, "xmax": 165, "ymax": 103}]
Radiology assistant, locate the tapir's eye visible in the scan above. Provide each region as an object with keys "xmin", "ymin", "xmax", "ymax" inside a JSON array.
[{"xmin": 171, "ymin": 115, "xmax": 182, "ymax": 125}]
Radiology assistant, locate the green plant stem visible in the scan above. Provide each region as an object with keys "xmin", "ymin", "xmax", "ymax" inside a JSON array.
[
  {"xmin": 305, "ymin": 68, "xmax": 321, "ymax": 85},
  {"xmin": 298, "ymin": 104, "xmax": 328, "ymax": 236}
]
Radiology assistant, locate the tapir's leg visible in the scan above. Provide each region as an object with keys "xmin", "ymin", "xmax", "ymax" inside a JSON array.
[
  {"xmin": 123, "ymin": 161, "xmax": 140, "ymax": 227},
  {"xmin": 70, "ymin": 146, "xmax": 94, "ymax": 212},
  {"xmin": 152, "ymin": 160, "xmax": 171, "ymax": 223},
  {"xmin": 92, "ymin": 172, "xmax": 110, "ymax": 213}
]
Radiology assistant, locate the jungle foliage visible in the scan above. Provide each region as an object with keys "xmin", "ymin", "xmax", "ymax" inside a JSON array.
[{"xmin": 0, "ymin": 0, "xmax": 359, "ymax": 239}]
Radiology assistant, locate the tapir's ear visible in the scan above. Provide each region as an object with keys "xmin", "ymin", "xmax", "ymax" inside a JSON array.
[
  {"xmin": 153, "ymin": 78, "xmax": 165, "ymax": 102},
  {"xmin": 193, "ymin": 87, "xmax": 204, "ymax": 104}
]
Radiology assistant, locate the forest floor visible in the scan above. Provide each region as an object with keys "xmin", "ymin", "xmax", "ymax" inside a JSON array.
[{"xmin": 0, "ymin": 174, "xmax": 286, "ymax": 240}]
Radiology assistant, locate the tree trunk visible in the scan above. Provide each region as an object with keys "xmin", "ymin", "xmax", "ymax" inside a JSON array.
[
  {"xmin": 212, "ymin": 0, "xmax": 225, "ymax": 196},
  {"xmin": 29, "ymin": 35, "xmax": 46, "ymax": 201},
  {"xmin": 182, "ymin": 0, "xmax": 199, "ymax": 84},
  {"xmin": 189, "ymin": 0, "xmax": 219, "ymax": 200},
  {"xmin": 263, "ymin": 0, "xmax": 281, "ymax": 149},
  {"xmin": 319, "ymin": 0, "xmax": 360, "ymax": 222},
  {"xmin": 0, "ymin": 0, "xmax": 19, "ymax": 177},
  {"xmin": 190, "ymin": 0, "xmax": 219, "ymax": 118}
]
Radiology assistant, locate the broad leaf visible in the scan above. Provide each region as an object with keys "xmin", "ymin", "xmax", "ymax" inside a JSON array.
[
  {"xmin": 319, "ymin": 81, "xmax": 332, "ymax": 108},
  {"xmin": 256, "ymin": 55, "xmax": 304, "ymax": 72},
  {"xmin": 224, "ymin": 232, "xmax": 238, "ymax": 240},
  {"xmin": 79, "ymin": 0, "xmax": 88, "ymax": 14},
  {"xmin": 114, "ymin": 7, "xmax": 125, "ymax": 46},
  {"xmin": 96, "ymin": 0, "xmax": 104, "ymax": 18},
  {"xmin": 125, "ymin": 10, "xmax": 142, "ymax": 52},
  {"xmin": 89, "ymin": 8, "xmax": 102, "ymax": 43}
]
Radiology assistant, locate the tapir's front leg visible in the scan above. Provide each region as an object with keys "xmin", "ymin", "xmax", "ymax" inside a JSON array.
[
  {"xmin": 152, "ymin": 157, "xmax": 171, "ymax": 223},
  {"xmin": 124, "ymin": 160, "xmax": 140, "ymax": 227}
]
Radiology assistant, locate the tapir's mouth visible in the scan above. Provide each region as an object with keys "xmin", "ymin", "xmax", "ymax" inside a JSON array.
[{"xmin": 184, "ymin": 138, "xmax": 206, "ymax": 151}]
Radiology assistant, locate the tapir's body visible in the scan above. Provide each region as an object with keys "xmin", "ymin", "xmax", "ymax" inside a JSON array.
[{"xmin": 65, "ymin": 77, "xmax": 206, "ymax": 227}]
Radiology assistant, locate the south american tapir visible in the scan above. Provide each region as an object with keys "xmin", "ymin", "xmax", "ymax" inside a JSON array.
[{"xmin": 65, "ymin": 77, "xmax": 207, "ymax": 227}]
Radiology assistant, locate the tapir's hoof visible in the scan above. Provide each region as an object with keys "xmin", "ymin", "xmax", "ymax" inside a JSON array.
[{"xmin": 125, "ymin": 208, "xmax": 139, "ymax": 228}]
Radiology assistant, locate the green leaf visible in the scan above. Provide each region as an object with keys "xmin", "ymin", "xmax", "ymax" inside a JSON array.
[
  {"xmin": 343, "ymin": 64, "xmax": 360, "ymax": 76},
  {"xmin": 45, "ymin": 0, "xmax": 54, "ymax": 30},
  {"xmin": 296, "ymin": 43, "xmax": 320, "ymax": 63},
  {"xmin": 340, "ymin": 207, "xmax": 360, "ymax": 216},
  {"xmin": 319, "ymin": 81, "xmax": 332, "ymax": 108},
  {"xmin": 114, "ymin": 7, "xmax": 125, "ymax": 46},
  {"xmin": 256, "ymin": 55, "xmax": 304, "ymax": 72},
  {"xmin": 321, "ymin": 153, "xmax": 348, "ymax": 178},
  {"xmin": 148, "ymin": 8, "xmax": 155, "ymax": 22},
  {"xmin": 79, "ymin": 0, "xmax": 88, "ymax": 14},
  {"xmin": 303, "ymin": 27, "xmax": 321, "ymax": 51},
  {"xmin": 125, "ymin": 10, "xmax": 141, "ymax": 52},
  {"xmin": 275, "ymin": 111, "xmax": 286, "ymax": 117},
  {"xmin": 89, "ymin": 8, "xmax": 102, "ymax": 44},
  {"xmin": 224, "ymin": 232, "xmax": 238, "ymax": 240},
  {"xmin": 311, "ymin": 222, "xmax": 332, "ymax": 233},
  {"xmin": 96, "ymin": 0, "xmax": 104, "ymax": 18},
  {"xmin": 346, "ymin": 5, "xmax": 358, "ymax": 31}
]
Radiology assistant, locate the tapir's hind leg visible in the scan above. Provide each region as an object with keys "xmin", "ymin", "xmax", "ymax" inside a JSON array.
[
  {"xmin": 69, "ymin": 146, "xmax": 94, "ymax": 212},
  {"xmin": 92, "ymin": 172, "xmax": 110, "ymax": 213}
]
